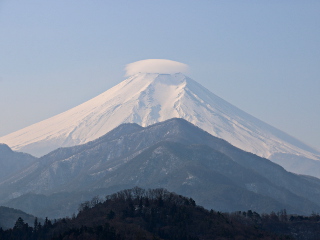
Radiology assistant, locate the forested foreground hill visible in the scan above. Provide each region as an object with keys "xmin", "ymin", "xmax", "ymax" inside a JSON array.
[{"xmin": 1, "ymin": 188, "xmax": 320, "ymax": 240}]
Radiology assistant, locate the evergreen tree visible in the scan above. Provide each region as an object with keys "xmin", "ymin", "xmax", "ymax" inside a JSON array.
[{"xmin": 13, "ymin": 217, "xmax": 25, "ymax": 230}]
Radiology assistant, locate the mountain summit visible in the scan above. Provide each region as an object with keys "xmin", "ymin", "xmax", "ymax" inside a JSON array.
[{"xmin": 0, "ymin": 72, "xmax": 319, "ymax": 175}]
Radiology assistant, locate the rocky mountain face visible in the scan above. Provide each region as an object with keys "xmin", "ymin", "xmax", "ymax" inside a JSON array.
[
  {"xmin": 2, "ymin": 118, "xmax": 320, "ymax": 218},
  {"xmin": 0, "ymin": 143, "xmax": 36, "ymax": 182},
  {"xmin": 0, "ymin": 73, "xmax": 319, "ymax": 177}
]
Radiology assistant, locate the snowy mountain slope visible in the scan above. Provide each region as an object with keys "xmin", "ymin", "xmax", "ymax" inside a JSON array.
[{"xmin": 0, "ymin": 73, "xmax": 319, "ymax": 172}]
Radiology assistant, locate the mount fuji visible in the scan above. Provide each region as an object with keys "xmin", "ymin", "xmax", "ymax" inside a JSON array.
[{"xmin": 1, "ymin": 71, "xmax": 319, "ymax": 176}]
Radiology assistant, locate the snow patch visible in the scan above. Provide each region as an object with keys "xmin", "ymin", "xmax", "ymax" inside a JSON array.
[
  {"xmin": 183, "ymin": 172, "xmax": 197, "ymax": 185},
  {"xmin": 245, "ymin": 183, "xmax": 258, "ymax": 193}
]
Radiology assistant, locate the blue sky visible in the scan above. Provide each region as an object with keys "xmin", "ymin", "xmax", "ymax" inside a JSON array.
[{"xmin": 0, "ymin": 1, "xmax": 319, "ymax": 150}]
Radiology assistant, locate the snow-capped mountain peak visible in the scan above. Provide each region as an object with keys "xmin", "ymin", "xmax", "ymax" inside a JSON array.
[{"xmin": 0, "ymin": 72, "xmax": 319, "ymax": 177}]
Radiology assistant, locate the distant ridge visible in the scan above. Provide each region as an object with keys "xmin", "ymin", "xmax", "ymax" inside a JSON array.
[
  {"xmin": 0, "ymin": 206, "xmax": 37, "ymax": 229},
  {"xmin": 0, "ymin": 143, "xmax": 36, "ymax": 181},
  {"xmin": 2, "ymin": 118, "xmax": 320, "ymax": 217}
]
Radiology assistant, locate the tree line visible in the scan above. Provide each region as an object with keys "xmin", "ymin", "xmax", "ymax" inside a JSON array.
[{"xmin": 1, "ymin": 187, "xmax": 320, "ymax": 239}]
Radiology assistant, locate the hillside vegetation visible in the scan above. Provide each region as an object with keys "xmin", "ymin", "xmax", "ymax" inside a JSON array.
[{"xmin": 3, "ymin": 187, "xmax": 320, "ymax": 239}]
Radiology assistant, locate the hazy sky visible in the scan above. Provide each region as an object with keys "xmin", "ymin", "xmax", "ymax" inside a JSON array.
[{"xmin": 0, "ymin": 1, "xmax": 319, "ymax": 150}]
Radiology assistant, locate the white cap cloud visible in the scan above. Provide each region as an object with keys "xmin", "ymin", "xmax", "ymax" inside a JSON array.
[{"xmin": 125, "ymin": 59, "xmax": 189, "ymax": 76}]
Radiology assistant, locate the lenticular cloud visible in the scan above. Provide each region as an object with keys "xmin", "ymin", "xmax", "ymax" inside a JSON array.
[{"xmin": 125, "ymin": 59, "xmax": 189, "ymax": 76}]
